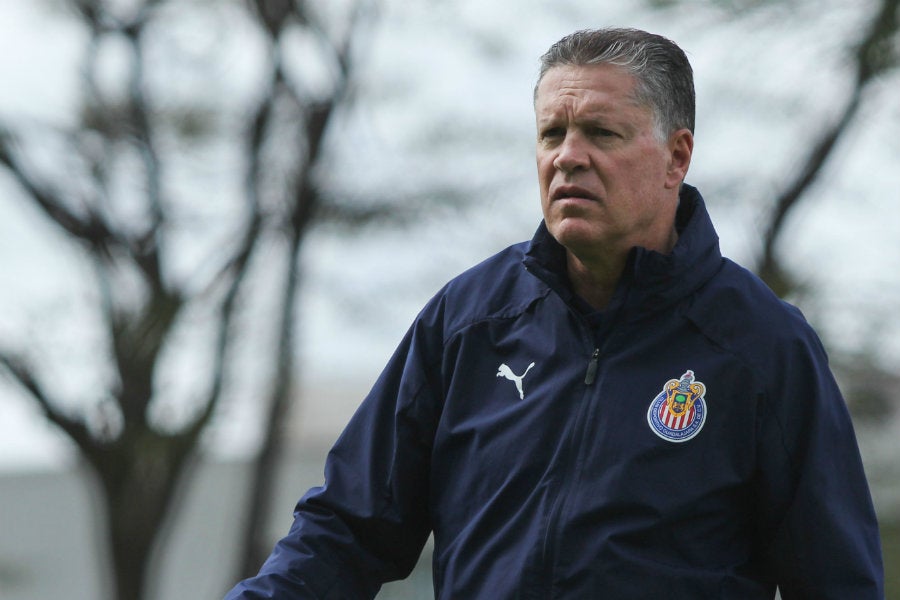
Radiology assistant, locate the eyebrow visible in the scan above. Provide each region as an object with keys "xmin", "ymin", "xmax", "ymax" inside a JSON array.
[{"xmin": 535, "ymin": 108, "xmax": 621, "ymax": 126}]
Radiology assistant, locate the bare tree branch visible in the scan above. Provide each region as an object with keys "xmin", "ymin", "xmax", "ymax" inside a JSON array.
[
  {"xmin": 189, "ymin": 212, "xmax": 263, "ymax": 437},
  {"xmin": 758, "ymin": 0, "xmax": 900, "ymax": 293},
  {"xmin": 121, "ymin": 19, "xmax": 165, "ymax": 237},
  {"xmin": 0, "ymin": 351, "xmax": 93, "ymax": 450},
  {"xmin": 0, "ymin": 128, "xmax": 115, "ymax": 245},
  {"xmin": 235, "ymin": 0, "xmax": 378, "ymax": 578},
  {"xmin": 314, "ymin": 183, "xmax": 481, "ymax": 230}
]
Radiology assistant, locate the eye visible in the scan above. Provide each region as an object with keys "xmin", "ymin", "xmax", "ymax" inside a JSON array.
[
  {"xmin": 587, "ymin": 126, "xmax": 617, "ymax": 138},
  {"xmin": 539, "ymin": 126, "xmax": 565, "ymax": 142}
]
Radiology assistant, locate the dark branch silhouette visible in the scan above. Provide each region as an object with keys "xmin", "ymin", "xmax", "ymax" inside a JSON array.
[{"xmin": 758, "ymin": 0, "xmax": 899, "ymax": 295}]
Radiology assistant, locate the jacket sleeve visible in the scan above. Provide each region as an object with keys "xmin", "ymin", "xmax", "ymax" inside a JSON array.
[
  {"xmin": 754, "ymin": 324, "xmax": 884, "ymax": 599},
  {"xmin": 224, "ymin": 296, "xmax": 446, "ymax": 599}
]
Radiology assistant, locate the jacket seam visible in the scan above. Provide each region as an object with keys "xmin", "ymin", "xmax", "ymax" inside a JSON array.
[{"xmin": 440, "ymin": 288, "xmax": 553, "ymax": 351}]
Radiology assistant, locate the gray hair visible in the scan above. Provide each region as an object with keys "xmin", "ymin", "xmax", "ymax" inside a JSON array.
[{"xmin": 535, "ymin": 28, "xmax": 695, "ymax": 141}]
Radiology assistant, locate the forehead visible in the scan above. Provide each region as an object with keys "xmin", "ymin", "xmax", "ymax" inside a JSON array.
[{"xmin": 534, "ymin": 63, "xmax": 644, "ymax": 118}]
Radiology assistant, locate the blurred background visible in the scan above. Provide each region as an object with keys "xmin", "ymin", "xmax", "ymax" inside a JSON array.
[{"xmin": 0, "ymin": 0, "xmax": 897, "ymax": 598}]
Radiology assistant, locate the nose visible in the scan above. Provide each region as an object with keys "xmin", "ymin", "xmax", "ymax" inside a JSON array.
[{"xmin": 552, "ymin": 132, "xmax": 589, "ymax": 174}]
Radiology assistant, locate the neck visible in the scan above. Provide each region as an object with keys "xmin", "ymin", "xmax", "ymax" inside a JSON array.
[
  {"xmin": 566, "ymin": 227, "xmax": 678, "ymax": 310},
  {"xmin": 566, "ymin": 251, "xmax": 625, "ymax": 310}
]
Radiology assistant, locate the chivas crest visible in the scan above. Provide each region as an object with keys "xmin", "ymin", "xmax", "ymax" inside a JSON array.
[{"xmin": 647, "ymin": 370, "xmax": 707, "ymax": 442}]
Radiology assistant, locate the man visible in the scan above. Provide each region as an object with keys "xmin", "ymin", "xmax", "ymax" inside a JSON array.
[{"xmin": 225, "ymin": 28, "xmax": 883, "ymax": 598}]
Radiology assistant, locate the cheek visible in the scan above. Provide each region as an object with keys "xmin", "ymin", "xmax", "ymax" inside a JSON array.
[
  {"xmin": 536, "ymin": 156, "xmax": 554, "ymax": 198},
  {"xmin": 602, "ymin": 162, "xmax": 655, "ymax": 205},
  {"xmin": 539, "ymin": 190, "xmax": 553, "ymax": 222},
  {"xmin": 623, "ymin": 147, "xmax": 669, "ymax": 186}
]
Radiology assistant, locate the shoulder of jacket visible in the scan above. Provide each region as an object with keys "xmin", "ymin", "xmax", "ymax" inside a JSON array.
[
  {"xmin": 686, "ymin": 258, "xmax": 825, "ymax": 367},
  {"xmin": 422, "ymin": 240, "xmax": 549, "ymax": 339}
]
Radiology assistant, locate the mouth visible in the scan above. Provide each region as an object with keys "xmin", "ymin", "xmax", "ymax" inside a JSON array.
[{"xmin": 550, "ymin": 185, "xmax": 600, "ymax": 203}]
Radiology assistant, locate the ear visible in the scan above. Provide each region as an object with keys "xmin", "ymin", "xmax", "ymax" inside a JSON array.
[{"xmin": 664, "ymin": 128, "xmax": 693, "ymax": 189}]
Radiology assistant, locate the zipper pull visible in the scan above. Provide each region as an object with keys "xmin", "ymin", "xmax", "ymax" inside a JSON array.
[{"xmin": 584, "ymin": 348, "xmax": 600, "ymax": 385}]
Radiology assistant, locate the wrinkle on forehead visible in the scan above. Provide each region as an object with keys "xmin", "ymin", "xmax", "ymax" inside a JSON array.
[
  {"xmin": 534, "ymin": 64, "xmax": 645, "ymax": 113},
  {"xmin": 534, "ymin": 67, "xmax": 651, "ymax": 137}
]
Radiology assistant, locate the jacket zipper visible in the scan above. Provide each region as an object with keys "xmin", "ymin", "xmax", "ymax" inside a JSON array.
[
  {"xmin": 584, "ymin": 348, "xmax": 600, "ymax": 385},
  {"xmin": 535, "ymin": 346, "xmax": 601, "ymax": 598}
]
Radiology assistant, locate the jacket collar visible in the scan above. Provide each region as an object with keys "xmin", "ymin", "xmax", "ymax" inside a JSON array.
[{"xmin": 523, "ymin": 184, "xmax": 723, "ymax": 318}]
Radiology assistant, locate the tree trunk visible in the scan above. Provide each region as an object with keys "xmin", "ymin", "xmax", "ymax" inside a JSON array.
[
  {"xmin": 237, "ymin": 227, "xmax": 305, "ymax": 579},
  {"xmin": 91, "ymin": 433, "xmax": 196, "ymax": 600}
]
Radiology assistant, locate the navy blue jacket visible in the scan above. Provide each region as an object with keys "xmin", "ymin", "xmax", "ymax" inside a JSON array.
[{"xmin": 226, "ymin": 186, "xmax": 883, "ymax": 599}]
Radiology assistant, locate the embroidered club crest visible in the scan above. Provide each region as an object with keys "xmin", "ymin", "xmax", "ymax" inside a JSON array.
[{"xmin": 647, "ymin": 370, "xmax": 707, "ymax": 443}]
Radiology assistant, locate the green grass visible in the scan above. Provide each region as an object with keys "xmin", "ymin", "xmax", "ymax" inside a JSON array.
[{"xmin": 883, "ymin": 518, "xmax": 900, "ymax": 599}]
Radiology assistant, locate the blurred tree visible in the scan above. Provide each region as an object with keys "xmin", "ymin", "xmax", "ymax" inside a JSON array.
[
  {"xmin": 0, "ymin": 1, "xmax": 257, "ymax": 596},
  {"xmin": 0, "ymin": 0, "xmax": 438, "ymax": 597},
  {"xmin": 233, "ymin": 0, "xmax": 365, "ymax": 581},
  {"xmin": 757, "ymin": 0, "xmax": 900, "ymax": 296},
  {"xmin": 747, "ymin": 0, "xmax": 900, "ymax": 423}
]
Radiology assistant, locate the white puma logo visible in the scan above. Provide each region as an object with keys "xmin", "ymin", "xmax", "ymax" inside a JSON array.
[{"xmin": 496, "ymin": 362, "xmax": 536, "ymax": 400}]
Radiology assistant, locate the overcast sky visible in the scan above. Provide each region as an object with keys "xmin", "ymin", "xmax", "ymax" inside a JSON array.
[{"xmin": 0, "ymin": 0, "xmax": 898, "ymax": 473}]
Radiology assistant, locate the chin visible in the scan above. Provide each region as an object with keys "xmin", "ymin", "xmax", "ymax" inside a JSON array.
[{"xmin": 548, "ymin": 220, "xmax": 603, "ymax": 252}]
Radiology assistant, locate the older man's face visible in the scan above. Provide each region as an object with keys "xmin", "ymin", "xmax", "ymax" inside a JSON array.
[{"xmin": 534, "ymin": 63, "xmax": 691, "ymax": 262}]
